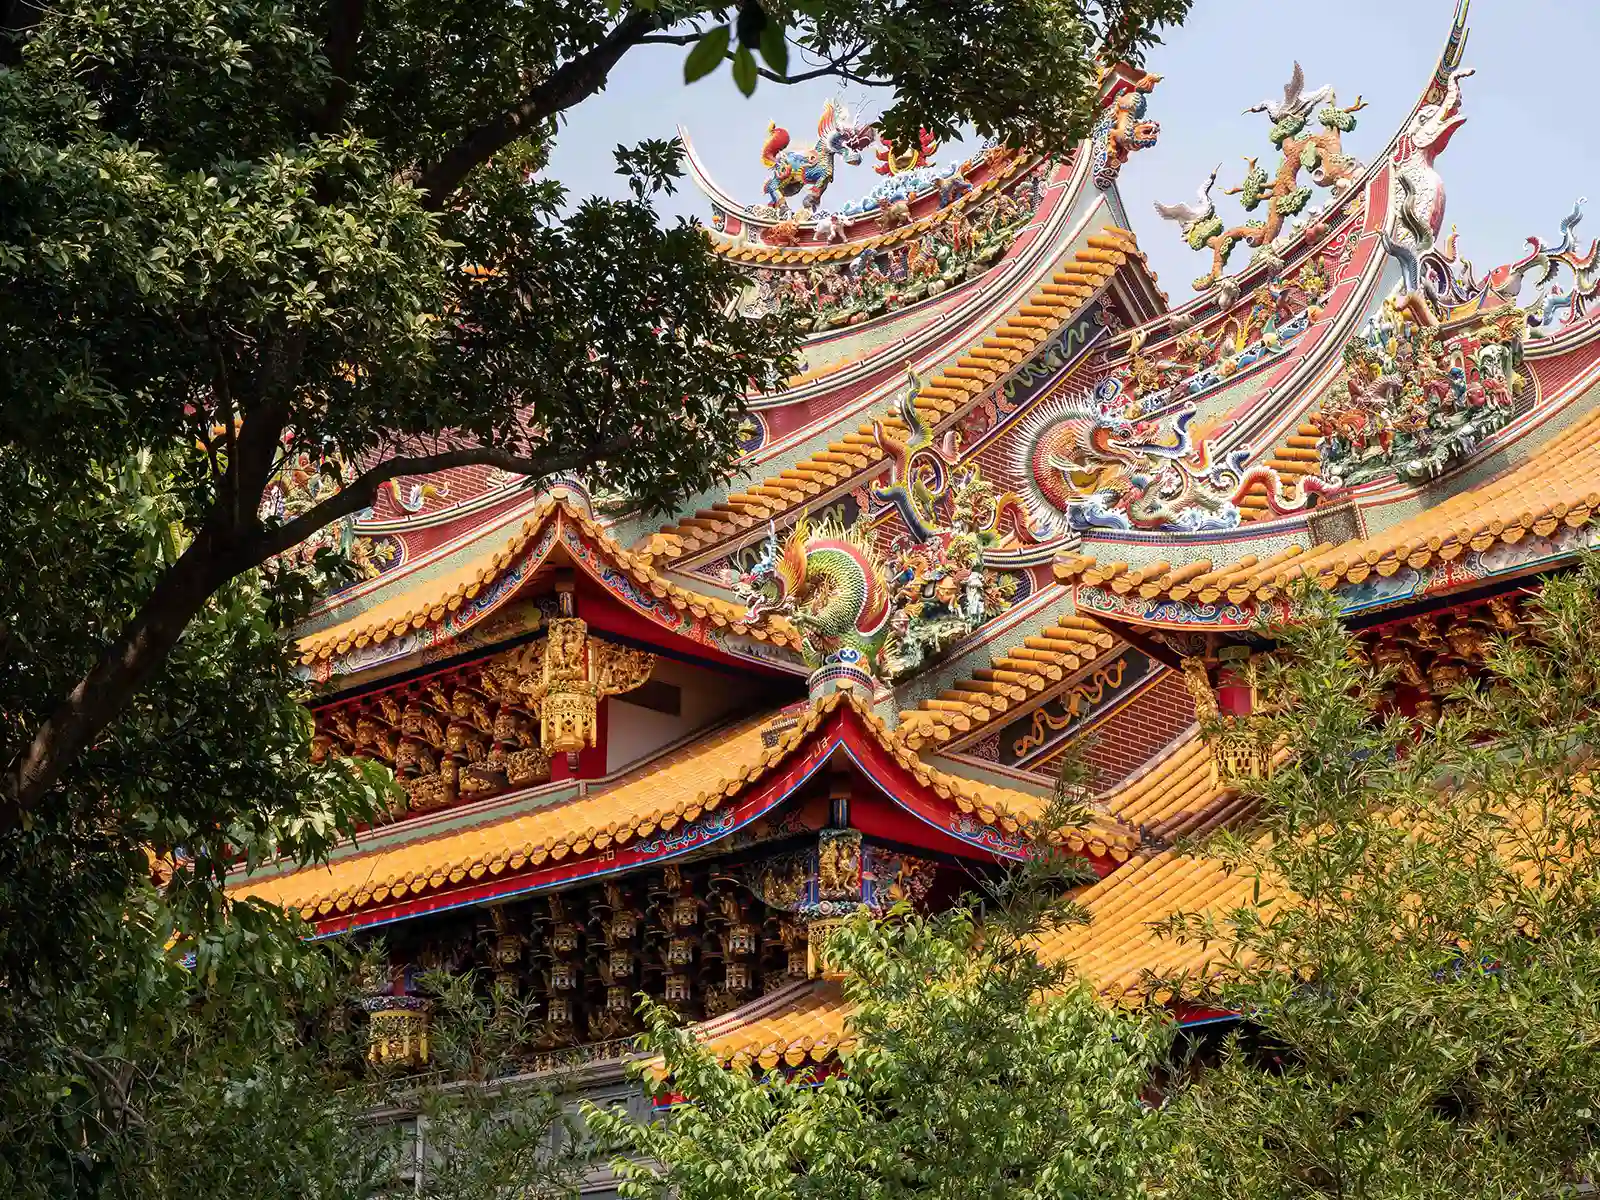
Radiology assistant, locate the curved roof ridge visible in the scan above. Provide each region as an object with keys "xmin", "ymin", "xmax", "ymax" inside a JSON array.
[
  {"xmin": 1057, "ymin": 398, "xmax": 1600, "ymax": 619},
  {"xmin": 230, "ymin": 691, "xmax": 1137, "ymax": 931},
  {"xmin": 296, "ymin": 490, "xmax": 799, "ymax": 673},
  {"xmin": 639, "ymin": 228, "xmax": 1144, "ymax": 566}
]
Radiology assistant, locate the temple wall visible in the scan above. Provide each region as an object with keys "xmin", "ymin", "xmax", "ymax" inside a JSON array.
[
  {"xmin": 1079, "ymin": 669, "xmax": 1195, "ymax": 793},
  {"xmin": 604, "ymin": 658, "xmax": 771, "ymax": 774}
]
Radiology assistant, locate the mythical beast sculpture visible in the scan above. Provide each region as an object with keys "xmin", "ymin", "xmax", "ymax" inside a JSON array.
[
  {"xmin": 1158, "ymin": 62, "xmax": 1365, "ymax": 289},
  {"xmin": 759, "ymin": 101, "xmax": 877, "ymax": 215},
  {"xmin": 1014, "ymin": 385, "xmax": 1323, "ymax": 533},
  {"xmin": 729, "ymin": 517, "xmax": 891, "ymax": 670}
]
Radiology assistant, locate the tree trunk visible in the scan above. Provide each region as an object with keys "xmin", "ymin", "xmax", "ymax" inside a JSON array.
[{"xmin": 3, "ymin": 524, "xmax": 240, "ymax": 827}]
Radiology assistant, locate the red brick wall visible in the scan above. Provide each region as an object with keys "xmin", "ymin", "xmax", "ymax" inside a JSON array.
[{"xmin": 1077, "ymin": 668, "xmax": 1196, "ymax": 793}]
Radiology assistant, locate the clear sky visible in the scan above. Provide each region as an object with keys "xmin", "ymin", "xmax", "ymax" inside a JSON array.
[{"xmin": 544, "ymin": 0, "xmax": 1598, "ymax": 303}]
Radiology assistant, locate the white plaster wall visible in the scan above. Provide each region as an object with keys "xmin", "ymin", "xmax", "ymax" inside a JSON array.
[{"xmin": 604, "ymin": 657, "xmax": 767, "ymax": 774}]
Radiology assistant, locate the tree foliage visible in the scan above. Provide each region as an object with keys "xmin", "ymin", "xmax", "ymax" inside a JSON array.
[
  {"xmin": 0, "ymin": 0, "xmax": 1191, "ymax": 1188},
  {"xmin": 0, "ymin": 0, "xmax": 1189, "ymax": 824},
  {"xmin": 590, "ymin": 839, "xmax": 1174, "ymax": 1200},
  {"xmin": 1159, "ymin": 567, "xmax": 1600, "ymax": 1197}
]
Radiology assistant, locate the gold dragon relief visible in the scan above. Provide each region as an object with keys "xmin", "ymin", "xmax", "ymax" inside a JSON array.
[{"xmin": 1008, "ymin": 658, "xmax": 1132, "ymax": 761}]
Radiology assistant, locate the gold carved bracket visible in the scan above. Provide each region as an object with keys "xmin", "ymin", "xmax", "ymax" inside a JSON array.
[{"xmin": 516, "ymin": 618, "xmax": 657, "ymax": 756}]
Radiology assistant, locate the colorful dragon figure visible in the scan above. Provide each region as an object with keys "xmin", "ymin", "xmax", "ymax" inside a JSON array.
[
  {"xmin": 759, "ymin": 101, "xmax": 877, "ymax": 214},
  {"xmin": 729, "ymin": 517, "xmax": 891, "ymax": 670},
  {"xmin": 870, "ymin": 368, "xmax": 1039, "ymax": 546},
  {"xmin": 1091, "ymin": 73, "xmax": 1162, "ymax": 190},
  {"xmin": 1157, "ymin": 62, "xmax": 1365, "ymax": 290},
  {"xmin": 1013, "ymin": 383, "xmax": 1322, "ymax": 533}
]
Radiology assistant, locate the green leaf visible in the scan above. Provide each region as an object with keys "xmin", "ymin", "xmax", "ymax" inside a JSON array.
[
  {"xmin": 735, "ymin": 0, "xmax": 768, "ymax": 49},
  {"xmin": 759, "ymin": 23, "xmax": 788, "ymax": 77},
  {"xmin": 731, "ymin": 43, "xmax": 758, "ymax": 96},
  {"xmin": 683, "ymin": 24, "xmax": 730, "ymax": 84}
]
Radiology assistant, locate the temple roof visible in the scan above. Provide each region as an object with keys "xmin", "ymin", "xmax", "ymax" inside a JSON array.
[
  {"xmin": 641, "ymin": 228, "xmax": 1142, "ymax": 564},
  {"xmin": 695, "ymin": 845, "xmax": 1255, "ymax": 1068},
  {"xmin": 1057, "ymin": 403, "xmax": 1600, "ymax": 622},
  {"xmin": 229, "ymin": 691, "xmax": 1138, "ymax": 932},
  {"xmin": 1030, "ymin": 850, "xmax": 1260, "ymax": 1007},
  {"xmin": 897, "ymin": 613, "xmax": 1117, "ymax": 748},
  {"xmin": 297, "ymin": 492, "xmax": 798, "ymax": 675},
  {"xmin": 701, "ymin": 979, "xmax": 857, "ymax": 1069},
  {"xmin": 1102, "ymin": 731, "xmax": 1254, "ymax": 844},
  {"xmin": 702, "ymin": 153, "xmax": 1035, "ymax": 267}
]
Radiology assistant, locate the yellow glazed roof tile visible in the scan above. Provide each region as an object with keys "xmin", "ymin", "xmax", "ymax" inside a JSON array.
[
  {"xmin": 1033, "ymin": 850, "xmax": 1265, "ymax": 1006},
  {"xmin": 230, "ymin": 692, "xmax": 1138, "ymax": 923},
  {"xmin": 230, "ymin": 705, "xmax": 803, "ymax": 919},
  {"xmin": 1056, "ymin": 404, "xmax": 1600, "ymax": 609},
  {"xmin": 699, "ymin": 848, "xmax": 1261, "ymax": 1067},
  {"xmin": 897, "ymin": 613, "xmax": 1118, "ymax": 748},
  {"xmin": 298, "ymin": 493, "xmax": 798, "ymax": 665},
  {"xmin": 644, "ymin": 231, "xmax": 1142, "ymax": 564},
  {"xmin": 702, "ymin": 981, "xmax": 857, "ymax": 1068}
]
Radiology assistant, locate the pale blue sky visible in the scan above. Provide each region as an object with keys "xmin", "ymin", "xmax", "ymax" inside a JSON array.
[{"xmin": 544, "ymin": 0, "xmax": 1597, "ymax": 301}]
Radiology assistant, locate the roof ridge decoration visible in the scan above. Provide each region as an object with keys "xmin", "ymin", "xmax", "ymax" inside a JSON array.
[
  {"xmin": 641, "ymin": 229, "xmax": 1141, "ymax": 565},
  {"xmin": 685, "ymin": 67, "xmax": 1162, "ymax": 259},
  {"xmin": 298, "ymin": 492, "xmax": 800, "ymax": 681},
  {"xmin": 723, "ymin": 478, "xmax": 1033, "ymax": 690},
  {"xmin": 1155, "ymin": 62, "xmax": 1368, "ymax": 293},
  {"xmin": 1313, "ymin": 303, "xmax": 1526, "ymax": 489},
  {"xmin": 1466, "ymin": 198, "xmax": 1600, "ymax": 340},
  {"xmin": 1138, "ymin": 0, "xmax": 1468, "ymax": 336},
  {"xmin": 1010, "ymin": 378, "xmax": 1323, "ymax": 536},
  {"xmin": 230, "ymin": 691, "xmax": 1138, "ymax": 934},
  {"xmin": 1055, "ymin": 401, "xmax": 1600, "ymax": 629},
  {"xmin": 712, "ymin": 151, "xmax": 1028, "ymax": 266}
]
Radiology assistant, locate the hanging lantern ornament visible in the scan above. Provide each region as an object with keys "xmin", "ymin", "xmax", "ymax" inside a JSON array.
[
  {"xmin": 517, "ymin": 618, "xmax": 657, "ymax": 763},
  {"xmin": 362, "ymin": 996, "xmax": 433, "ymax": 1067}
]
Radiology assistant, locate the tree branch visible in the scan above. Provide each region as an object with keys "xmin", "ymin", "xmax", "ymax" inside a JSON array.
[
  {"xmin": 634, "ymin": 33, "xmax": 890, "ymax": 87},
  {"xmin": 313, "ymin": 0, "xmax": 366, "ymax": 135},
  {"xmin": 416, "ymin": 9, "xmax": 655, "ymax": 208}
]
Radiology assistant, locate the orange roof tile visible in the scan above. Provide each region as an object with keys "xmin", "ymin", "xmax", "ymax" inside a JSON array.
[
  {"xmin": 1034, "ymin": 850, "xmax": 1264, "ymax": 1006},
  {"xmin": 643, "ymin": 230, "xmax": 1143, "ymax": 564},
  {"xmin": 697, "ymin": 848, "xmax": 1261, "ymax": 1067},
  {"xmin": 897, "ymin": 613, "xmax": 1118, "ymax": 748},
  {"xmin": 230, "ymin": 705, "xmax": 803, "ymax": 919},
  {"xmin": 1101, "ymin": 731, "xmax": 1259, "ymax": 843},
  {"xmin": 1057, "ymin": 404, "xmax": 1600, "ymax": 610},
  {"xmin": 230, "ymin": 692, "xmax": 1138, "ymax": 925},
  {"xmin": 701, "ymin": 981, "xmax": 857, "ymax": 1068},
  {"xmin": 297, "ymin": 493, "xmax": 797, "ymax": 666}
]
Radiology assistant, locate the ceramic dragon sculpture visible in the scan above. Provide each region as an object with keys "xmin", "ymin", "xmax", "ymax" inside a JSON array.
[
  {"xmin": 759, "ymin": 100, "xmax": 877, "ymax": 215},
  {"xmin": 730, "ymin": 517, "xmax": 891, "ymax": 670},
  {"xmin": 870, "ymin": 369, "xmax": 1038, "ymax": 546},
  {"xmin": 1091, "ymin": 72, "xmax": 1162, "ymax": 190},
  {"xmin": 1014, "ymin": 385, "xmax": 1324, "ymax": 533}
]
